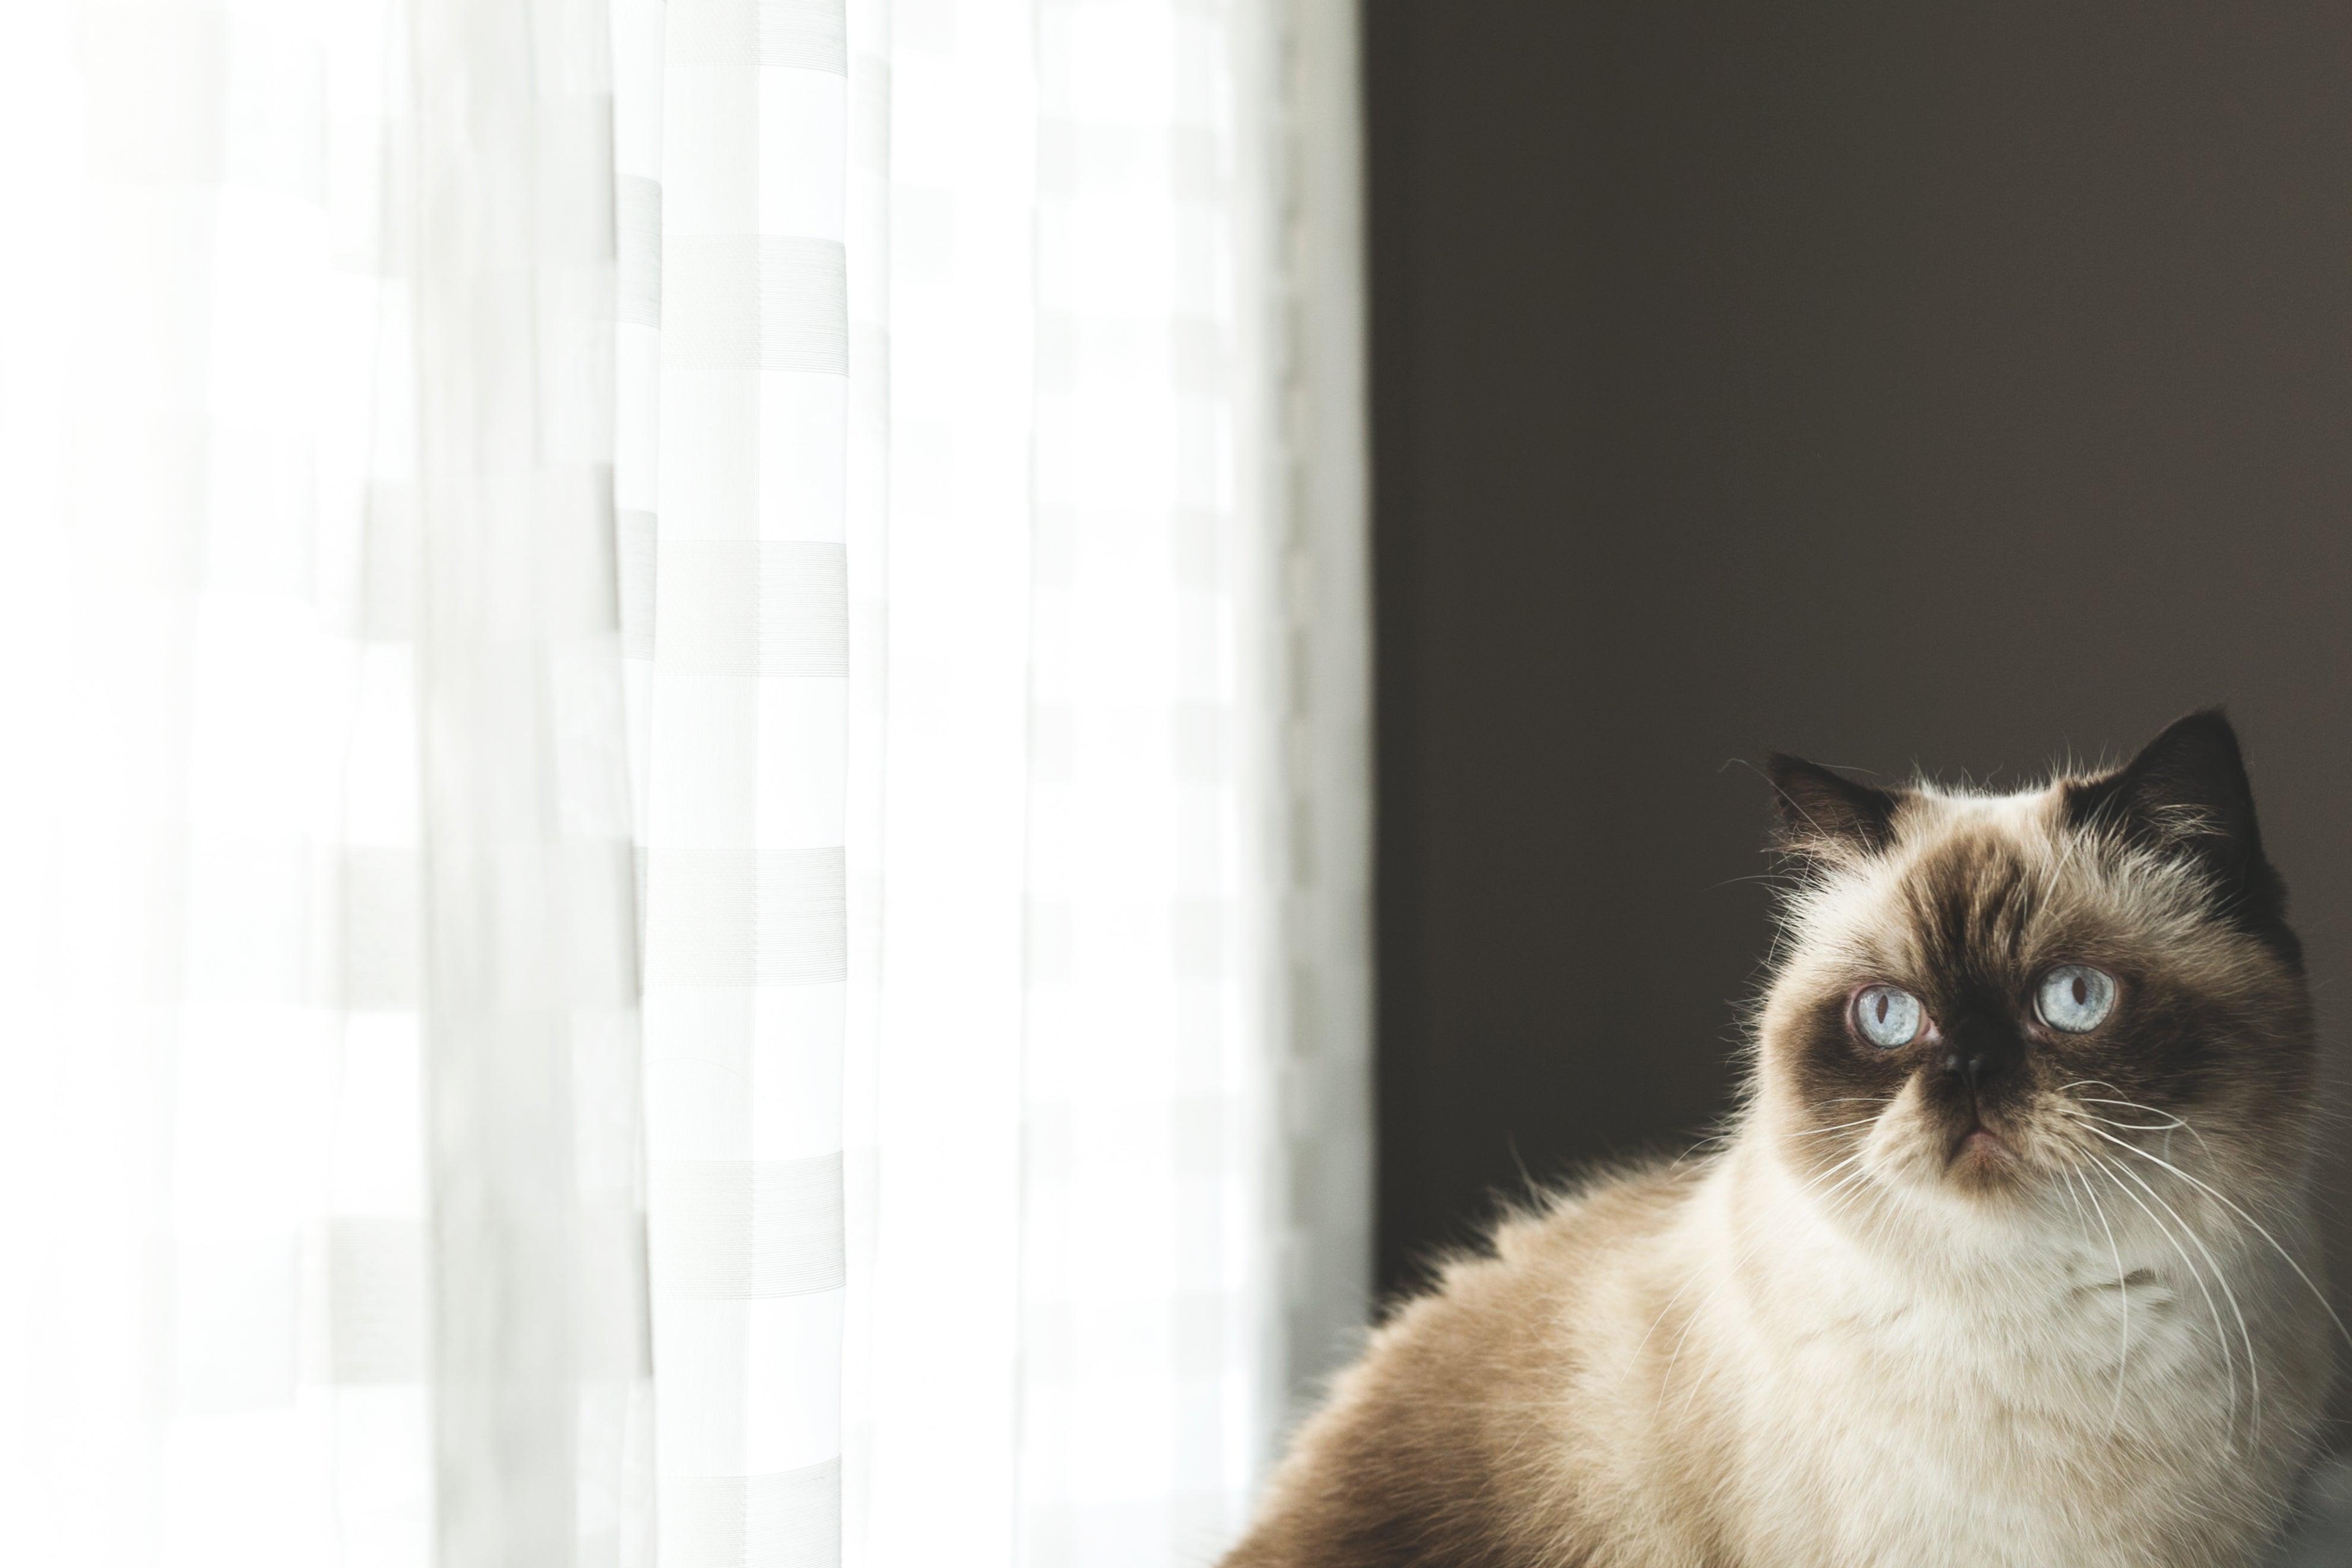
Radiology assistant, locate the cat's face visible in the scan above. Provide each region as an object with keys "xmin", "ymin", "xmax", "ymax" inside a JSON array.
[{"xmin": 1753, "ymin": 713, "xmax": 2313, "ymax": 1217}]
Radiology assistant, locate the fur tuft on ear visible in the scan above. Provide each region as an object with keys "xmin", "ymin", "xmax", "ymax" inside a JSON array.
[
  {"xmin": 2063, "ymin": 709, "xmax": 2294, "ymax": 951},
  {"xmin": 1765, "ymin": 753, "xmax": 1903, "ymax": 864}
]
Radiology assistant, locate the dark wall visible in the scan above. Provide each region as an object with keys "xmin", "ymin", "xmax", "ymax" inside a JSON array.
[{"xmin": 1365, "ymin": 0, "xmax": 2352, "ymax": 1327}]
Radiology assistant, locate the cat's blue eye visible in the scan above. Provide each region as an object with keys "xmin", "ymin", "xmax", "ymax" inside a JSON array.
[
  {"xmin": 2037, "ymin": 965, "xmax": 2116, "ymax": 1033},
  {"xmin": 1853, "ymin": 985, "xmax": 1923, "ymax": 1048}
]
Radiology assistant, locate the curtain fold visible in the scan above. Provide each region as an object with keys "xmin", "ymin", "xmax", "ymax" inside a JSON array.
[
  {"xmin": 1261, "ymin": 0, "xmax": 1374, "ymax": 1433},
  {"xmin": 0, "ymin": 2, "xmax": 1367, "ymax": 1565},
  {"xmin": 407, "ymin": 1, "xmax": 653, "ymax": 1563},
  {"xmin": 618, "ymin": 0, "xmax": 860, "ymax": 1562}
]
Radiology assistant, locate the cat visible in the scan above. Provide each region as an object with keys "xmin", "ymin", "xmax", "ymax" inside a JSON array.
[{"xmin": 1225, "ymin": 712, "xmax": 2337, "ymax": 1567}]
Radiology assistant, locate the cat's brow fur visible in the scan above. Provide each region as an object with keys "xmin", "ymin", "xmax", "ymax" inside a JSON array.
[{"xmin": 1225, "ymin": 715, "xmax": 2334, "ymax": 1568}]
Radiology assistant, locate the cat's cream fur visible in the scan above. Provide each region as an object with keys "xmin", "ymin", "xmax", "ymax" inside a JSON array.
[{"xmin": 1226, "ymin": 715, "xmax": 2335, "ymax": 1567}]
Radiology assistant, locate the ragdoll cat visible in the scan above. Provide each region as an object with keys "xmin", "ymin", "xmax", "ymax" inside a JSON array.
[{"xmin": 1226, "ymin": 712, "xmax": 2337, "ymax": 1568}]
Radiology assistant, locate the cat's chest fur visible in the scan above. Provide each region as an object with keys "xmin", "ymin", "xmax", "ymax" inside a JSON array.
[{"xmin": 1668, "ymin": 1158, "xmax": 2309, "ymax": 1568}]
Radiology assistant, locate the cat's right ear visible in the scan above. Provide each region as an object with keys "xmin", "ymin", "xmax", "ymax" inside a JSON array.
[
  {"xmin": 2060, "ymin": 709, "xmax": 2291, "ymax": 944},
  {"xmin": 1765, "ymin": 754, "xmax": 1902, "ymax": 864}
]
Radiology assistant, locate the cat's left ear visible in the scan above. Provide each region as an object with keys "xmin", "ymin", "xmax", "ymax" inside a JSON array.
[
  {"xmin": 1765, "ymin": 753, "xmax": 1904, "ymax": 864},
  {"xmin": 2063, "ymin": 710, "xmax": 2291, "ymax": 943}
]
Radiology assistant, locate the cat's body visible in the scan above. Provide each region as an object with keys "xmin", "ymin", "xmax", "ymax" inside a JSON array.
[{"xmin": 1228, "ymin": 716, "xmax": 2335, "ymax": 1567}]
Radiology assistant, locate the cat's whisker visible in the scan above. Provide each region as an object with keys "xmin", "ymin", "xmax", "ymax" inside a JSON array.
[
  {"xmin": 1784, "ymin": 1116, "xmax": 1888, "ymax": 1140},
  {"xmin": 1806, "ymin": 1164, "xmax": 1885, "ymax": 1239},
  {"xmin": 2085, "ymin": 1152, "xmax": 2246, "ymax": 1455},
  {"xmin": 1794, "ymin": 1147, "xmax": 1869, "ymax": 1193},
  {"xmin": 1661, "ymin": 1275, "xmax": 1746, "ymax": 1421},
  {"xmin": 2066, "ymin": 1095, "xmax": 2220, "ymax": 1158},
  {"xmin": 1632, "ymin": 1273, "xmax": 1708, "ymax": 1364},
  {"xmin": 1810, "ymin": 1170, "xmax": 1873, "ymax": 1215},
  {"xmin": 1659, "ymin": 1155, "xmax": 1883, "ymax": 1418},
  {"xmin": 2066, "ymin": 1108, "xmax": 2201, "ymax": 1157},
  {"xmin": 2063, "ymin": 1102, "xmax": 2186, "ymax": 1127},
  {"xmin": 1794, "ymin": 1157, "xmax": 1873, "ymax": 1216},
  {"xmin": 1633, "ymin": 1213, "xmax": 1790, "ymax": 1364},
  {"xmin": 2073, "ymin": 1098, "xmax": 2181, "ymax": 1119},
  {"xmin": 1654, "ymin": 1240, "xmax": 1764, "ymax": 1418},
  {"xmin": 2089, "ymin": 1149, "xmax": 2262, "ymax": 1454},
  {"xmin": 2074, "ymin": 1121, "xmax": 2352, "ymax": 1357},
  {"xmin": 1810, "ymin": 1146, "xmax": 1872, "ymax": 1186},
  {"xmin": 2061, "ymin": 1165, "xmax": 2131, "ymax": 1439}
]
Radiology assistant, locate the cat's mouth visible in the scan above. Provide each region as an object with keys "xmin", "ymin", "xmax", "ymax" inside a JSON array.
[{"xmin": 1945, "ymin": 1121, "xmax": 2011, "ymax": 1168}]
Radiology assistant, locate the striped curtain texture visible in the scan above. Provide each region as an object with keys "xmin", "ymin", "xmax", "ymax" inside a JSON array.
[{"xmin": 0, "ymin": 1, "xmax": 1367, "ymax": 1565}]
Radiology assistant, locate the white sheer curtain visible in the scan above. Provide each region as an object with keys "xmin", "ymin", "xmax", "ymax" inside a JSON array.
[
  {"xmin": 851, "ymin": 3, "xmax": 1374, "ymax": 1560},
  {"xmin": 621, "ymin": 1, "xmax": 1370, "ymax": 1560},
  {"xmin": 0, "ymin": 1, "xmax": 650, "ymax": 1563},
  {"xmin": 0, "ymin": 1, "xmax": 654, "ymax": 1563},
  {"xmin": 0, "ymin": 1, "xmax": 1366, "ymax": 1564}
]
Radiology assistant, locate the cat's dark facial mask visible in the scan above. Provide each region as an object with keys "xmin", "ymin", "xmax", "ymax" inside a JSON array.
[{"xmin": 1753, "ymin": 713, "xmax": 2313, "ymax": 1209}]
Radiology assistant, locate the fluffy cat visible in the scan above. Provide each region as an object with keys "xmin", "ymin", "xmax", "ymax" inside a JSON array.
[{"xmin": 1226, "ymin": 712, "xmax": 2337, "ymax": 1567}]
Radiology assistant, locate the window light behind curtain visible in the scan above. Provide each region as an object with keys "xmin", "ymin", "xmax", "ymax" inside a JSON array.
[{"xmin": 0, "ymin": 0, "xmax": 1367, "ymax": 1564}]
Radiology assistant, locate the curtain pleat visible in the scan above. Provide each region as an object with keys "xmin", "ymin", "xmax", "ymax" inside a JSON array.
[
  {"xmin": 621, "ymin": 1, "xmax": 858, "ymax": 1564},
  {"xmin": 1261, "ymin": 0, "xmax": 1375, "ymax": 1434},
  {"xmin": 406, "ymin": 0, "xmax": 654, "ymax": 1563},
  {"xmin": 1014, "ymin": 0, "xmax": 1286, "ymax": 1553}
]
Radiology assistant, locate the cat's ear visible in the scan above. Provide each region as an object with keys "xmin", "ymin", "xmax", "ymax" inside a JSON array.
[
  {"xmin": 2063, "ymin": 710, "xmax": 2290, "ymax": 939},
  {"xmin": 1765, "ymin": 754, "xmax": 1902, "ymax": 863}
]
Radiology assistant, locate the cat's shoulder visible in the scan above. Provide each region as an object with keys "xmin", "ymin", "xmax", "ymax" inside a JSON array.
[
  {"xmin": 1444, "ymin": 1150, "xmax": 1714, "ymax": 1294},
  {"xmin": 1359, "ymin": 1152, "xmax": 1714, "ymax": 1382}
]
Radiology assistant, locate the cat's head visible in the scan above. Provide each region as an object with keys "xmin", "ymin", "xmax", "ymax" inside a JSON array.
[{"xmin": 1753, "ymin": 712, "xmax": 2313, "ymax": 1218}]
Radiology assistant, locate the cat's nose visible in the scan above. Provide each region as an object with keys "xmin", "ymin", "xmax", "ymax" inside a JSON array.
[
  {"xmin": 1947, "ymin": 1051, "xmax": 2000, "ymax": 1091},
  {"xmin": 1942, "ymin": 1023, "xmax": 2021, "ymax": 1093}
]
